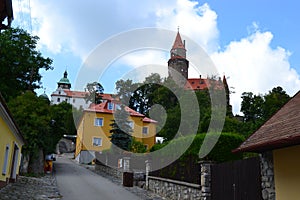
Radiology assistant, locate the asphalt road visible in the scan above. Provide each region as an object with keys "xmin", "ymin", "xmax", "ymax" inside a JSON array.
[{"xmin": 55, "ymin": 154, "xmax": 141, "ymax": 200}]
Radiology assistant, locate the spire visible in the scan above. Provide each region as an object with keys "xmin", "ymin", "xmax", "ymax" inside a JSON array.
[
  {"xmin": 172, "ymin": 30, "xmax": 185, "ymax": 50},
  {"xmin": 170, "ymin": 28, "xmax": 187, "ymax": 59},
  {"xmin": 63, "ymin": 70, "xmax": 68, "ymax": 78}
]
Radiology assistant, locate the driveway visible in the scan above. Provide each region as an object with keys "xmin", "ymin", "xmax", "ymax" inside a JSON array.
[{"xmin": 55, "ymin": 154, "xmax": 141, "ymax": 200}]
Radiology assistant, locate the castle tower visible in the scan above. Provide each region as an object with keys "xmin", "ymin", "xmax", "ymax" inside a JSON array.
[
  {"xmin": 57, "ymin": 70, "xmax": 71, "ymax": 89},
  {"xmin": 168, "ymin": 30, "xmax": 189, "ymax": 85}
]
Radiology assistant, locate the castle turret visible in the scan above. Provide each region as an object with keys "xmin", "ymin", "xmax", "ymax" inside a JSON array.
[{"xmin": 168, "ymin": 30, "xmax": 189, "ymax": 85}]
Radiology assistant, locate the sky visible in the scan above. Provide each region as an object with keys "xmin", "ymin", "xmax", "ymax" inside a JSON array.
[{"xmin": 11, "ymin": 0, "xmax": 300, "ymax": 114}]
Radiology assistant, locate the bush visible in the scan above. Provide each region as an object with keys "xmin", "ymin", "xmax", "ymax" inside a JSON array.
[{"xmin": 151, "ymin": 132, "xmax": 245, "ymax": 163}]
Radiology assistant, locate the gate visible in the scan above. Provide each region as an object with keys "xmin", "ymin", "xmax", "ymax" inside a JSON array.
[{"xmin": 211, "ymin": 157, "xmax": 262, "ymax": 200}]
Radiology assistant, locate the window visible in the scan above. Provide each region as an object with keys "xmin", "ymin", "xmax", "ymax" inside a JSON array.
[
  {"xmin": 2, "ymin": 145, "xmax": 9, "ymax": 175},
  {"xmin": 94, "ymin": 118, "xmax": 104, "ymax": 126},
  {"xmin": 128, "ymin": 121, "xmax": 134, "ymax": 129},
  {"xmin": 57, "ymin": 98, "xmax": 60, "ymax": 102},
  {"xmin": 73, "ymin": 99, "xmax": 75, "ymax": 103},
  {"xmin": 93, "ymin": 137, "xmax": 102, "ymax": 146},
  {"xmin": 107, "ymin": 102, "xmax": 114, "ymax": 110},
  {"xmin": 115, "ymin": 104, "xmax": 121, "ymax": 110},
  {"xmin": 142, "ymin": 127, "xmax": 148, "ymax": 134}
]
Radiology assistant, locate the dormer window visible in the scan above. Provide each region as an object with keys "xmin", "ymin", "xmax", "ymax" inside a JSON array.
[{"xmin": 107, "ymin": 102, "xmax": 114, "ymax": 110}]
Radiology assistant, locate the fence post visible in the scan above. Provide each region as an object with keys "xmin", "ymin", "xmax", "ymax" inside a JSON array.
[
  {"xmin": 145, "ymin": 160, "xmax": 151, "ymax": 189},
  {"xmin": 199, "ymin": 161, "xmax": 213, "ymax": 200}
]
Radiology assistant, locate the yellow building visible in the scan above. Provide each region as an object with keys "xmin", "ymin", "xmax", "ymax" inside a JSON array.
[
  {"xmin": 0, "ymin": 94, "xmax": 25, "ymax": 188},
  {"xmin": 75, "ymin": 98, "xmax": 156, "ymax": 164}
]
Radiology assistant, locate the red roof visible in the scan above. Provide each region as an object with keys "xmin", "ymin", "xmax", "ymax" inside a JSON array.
[
  {"xmin": 172, "ymin": 31, "xmax": 185, "ymax": 50},
  {"xmin": 51, "ymin": 90, "xmax": 114, "ymax": 100},
  {"xmin": 86, "ymin": 101, "xmax": 157, "ymax": 123},
  {"xmin": 234, "ymin": 91, "xmax": 300, "ymax": 153},
  {"xmin": 185, "ymin": 78, "xmax": 224, "ymax": 90}
]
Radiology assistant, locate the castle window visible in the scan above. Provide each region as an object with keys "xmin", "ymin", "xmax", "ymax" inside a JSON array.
[
  {"xmin": 93, "ymin": 137, "xmax": 102, "ymax": 146},
  {"xmin": 57, "ymin": 98, "xmax": 60, "ymax": 102},
  {"xmin": 191, "ymin": 82, "xmax": 194, "ymax": 84},
  {"xmin": 94, "ymin": 118, "xmax": 104, "ymax": 126},
  {"xmin": 73, "ymin": 99, "xmax": 75, "ymax": 103}
]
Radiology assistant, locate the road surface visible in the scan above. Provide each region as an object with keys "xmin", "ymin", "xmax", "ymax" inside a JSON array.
[{"xmin": 55, "ymin": 154, "xmax": 141, "ymax": 200}]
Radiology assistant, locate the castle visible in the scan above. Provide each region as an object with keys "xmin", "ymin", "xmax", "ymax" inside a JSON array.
[{"xmin": 51, "ymin": 30, "xmax": 231, "ymax": 113}]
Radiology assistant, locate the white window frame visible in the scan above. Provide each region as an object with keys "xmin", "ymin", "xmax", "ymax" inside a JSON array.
[
  {"xmin": 94, "ymin": 118, "xmax": 104, "ymax": 126},
  {"xmin": 107, "ymin": 102, "xmax": 114, "ymax": 110},
  {"xmin": 142, "ymin": 126, "xmax": 149, "ymax": 134},
  {"xmin": 2, "ymin": 145, "xmax": 9, "ymax": 175},
  {"xmin": 93, "ymin": 137, "xmax": 102, "ymax": 147}
]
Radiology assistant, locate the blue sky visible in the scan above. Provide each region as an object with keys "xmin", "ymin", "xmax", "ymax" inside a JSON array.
[{"xmin": 11, "ymin": 0, "xmax": 300, "ymax": 114}]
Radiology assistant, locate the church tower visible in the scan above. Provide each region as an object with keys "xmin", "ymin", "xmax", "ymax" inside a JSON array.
[
  {"xmin": 57, "ymin": 70, "xmax": 71, "ymax": 89},
  {"xmin": 168, "ymin": 30, "xmax": 189, "ymax": 85}
]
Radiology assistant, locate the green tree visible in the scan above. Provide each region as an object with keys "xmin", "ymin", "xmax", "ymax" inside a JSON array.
[
  {"xmin": 84, "ymin": 81, "xmax": 104, "ymax": 104},
  {"xmin": 130, "ymin": 138, "xmax": 147, "ymax": 153},
  {"xmin": 7, "ymin": 92, "xmax": 51, "ymax": 172},
  {"xmin": 109, "ymin": 105, "xmax": 133, "ymax": 151},
  {"xmin": 263, "ymin": 86, "xmax": 290, "ymax": 120},
  {"xmin": 240, "ymin": 92, "xmax": 264, "ymax": 123},
  {"xmin": 0, "ymin": 28, "xmax": 53, "ymax": 101}
]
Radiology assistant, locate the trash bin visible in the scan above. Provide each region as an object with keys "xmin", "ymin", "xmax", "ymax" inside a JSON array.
[{"xmin": 123, "ymin": 172, "xmax": 133, "ymax": 187}]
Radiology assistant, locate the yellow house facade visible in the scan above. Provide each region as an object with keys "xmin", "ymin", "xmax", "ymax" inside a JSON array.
[
  {"xmin": 75, "ymin": 99, "xmax": 156, "ymax": 164},
  {"xmin": 0, "ymin": 94, "xmax": 25, "ymax": 188}
]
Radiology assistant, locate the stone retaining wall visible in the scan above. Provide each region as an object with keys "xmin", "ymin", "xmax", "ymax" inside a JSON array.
[
  {"xmin": 95, "ymin": 163, "xmax": 122, "ymax": 179},
  {"xmin": 148, "ymin": 176, "xmax": 202, "ymax": 200}
]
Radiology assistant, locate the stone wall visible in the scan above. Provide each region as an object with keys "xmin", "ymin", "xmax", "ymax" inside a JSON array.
[
  {"xmin": 148, "ymin": 176, "xmax": 202, "ymax": 200},
  {"xmin": 146, "ymin": 161, "xmax": 212, "ymax": 200},
  {"xmin": 95, "ymin": 163, "xmax": 122, "ymax": 179},
  {"xmin": 260, "ymin": 152, "xmax": 275, "ymax": 200}
]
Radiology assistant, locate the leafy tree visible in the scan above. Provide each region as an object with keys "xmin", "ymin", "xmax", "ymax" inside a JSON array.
[
  {"xmin": 109, "ymin": 105, "xmax": 133, "ymax": 151},
  {"xmin": 84, "ymin": 81, "xmax": 104, "ymax": 104},
  {"xmin": 7, "ymin": 92, "xmax": 51, "ymax": 172},
  {"xmin": 0, "ymin": 28, "xmax": 53, "ymax": 101},
  {"xmin": 263, "ymin": 86, "xmax": 290, "ymax": 120},
  {"xmin": 240, "ymin": 92, "xmax": 264, "ymax": 123},
  {"xmin": 130, "ymin": 138, "xmax": 147, "ymax": 153},
  {"xmin": 115, "ymin": 79, "xmax": 139, "ymax": 106}
]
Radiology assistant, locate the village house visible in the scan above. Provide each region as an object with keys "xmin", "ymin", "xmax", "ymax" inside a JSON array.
[
  {"xmin": 75, "ymin": 97, "xmax": 157, "ymax": 164},
  {"xmin": 234, "ymin": 90, "xmax": 300, "ymax": 200},
  {"xmin": 0, "ymin": 94, "xmax": 25, "ymax": 188}
]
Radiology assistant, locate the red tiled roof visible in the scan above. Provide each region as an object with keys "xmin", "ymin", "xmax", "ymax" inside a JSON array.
[
  {"xmin": 184, "ymin": 78, "xmax": 224, "ymax": 90},
  {"xmin": 172, "ymin": 32, "xmax": 185, "ymax": 50},
  {"xmin": 143, "ymin": 117, "xmax": 157, "ymax": 123},
  {"xmin": 234, "ymin": 91, "xmax": 300, "ymax": 153},
  {"xmin": 51, "ymin": 90, "xmax": 114, "ymax": 100},
  {"xmin": 86, "ymin": 101, "xmax": 157, "ymax": 123}
]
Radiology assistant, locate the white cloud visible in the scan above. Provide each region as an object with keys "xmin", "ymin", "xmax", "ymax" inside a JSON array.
[
  {"xmin": 211, "ymin": 29, "xmax": 300, "ymax": 114},
  {"xmin": 14, "ymin": 0, "xmax": 300, "ymax": 115},
  {"xmin": 155, "ymin": 1, "xmax": 219, "ymax": 54}
]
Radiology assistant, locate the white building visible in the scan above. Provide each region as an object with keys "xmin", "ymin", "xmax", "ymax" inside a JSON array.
[{"xmin": 51, "ymin": 71, "xmax": 114, "ymax": 110}]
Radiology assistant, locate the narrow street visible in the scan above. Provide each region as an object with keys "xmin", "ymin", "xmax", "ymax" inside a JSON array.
[{"xmin": 55, "ymin": 154, "xmax": 141, "ymax": 200}]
